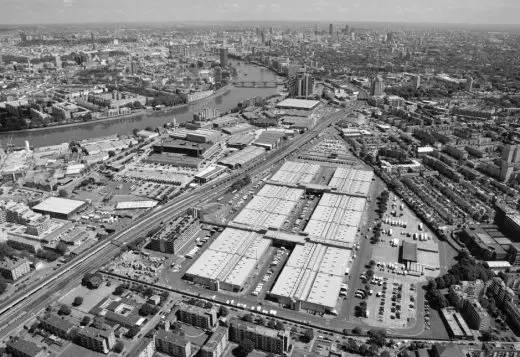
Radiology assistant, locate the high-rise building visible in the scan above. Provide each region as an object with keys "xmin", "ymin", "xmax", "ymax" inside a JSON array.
[
  {"xmin": 54, "ymin": 55, "xmax": 62, "ymax": 69},
  {"xmin": 370, "ymin": 76, "xmax": 385, "ymax": 96},
  {"xmin": 387, "ymin": 32, "xmax": 394, "ymax": 43},
  {"xmin": 20, "ymin": 32, "xmax": 27, "ymax": 42},
  {"xmin": 502, "ymin": 144, "xmax": 520, "ymax": 164},
  {"xmin": 461, "ymin": 299, "xmax": 490, "ymax": 331},
  {"xmin": 412, "ymin": 75, "xmax": 421, "ymax": 89},
  {"xmin": 329, "ymin": 23, "xmax": 334, "ymax": 36},
  {"xmin": 219, "ymin": 48, "xmax": 228, "ymax": 68},
  {"xmin": 351, "ymin": 32, "xmax": 356, "ymax": 41},
  {"xmin": 289, "ymin": 72, "xmax": 315, "ymax": 99},
  {"xmin": 466, "ymin": 76, "xmax": 474, "ymax": 92},
  {"xmin": 261, "ymin": 31, "xmax": 266, "ymax": 44},
  {"xmin": 130, "ymin": 61, "xmax": 139, "ymax": 75}
]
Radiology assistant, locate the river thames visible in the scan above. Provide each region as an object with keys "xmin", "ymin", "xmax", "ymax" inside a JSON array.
[{"xmin": 0, "ymin": 63, "xmax": 279, "ymax": 148}]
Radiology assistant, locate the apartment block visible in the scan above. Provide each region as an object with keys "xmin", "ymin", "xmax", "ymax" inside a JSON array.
[
  {"xmin": 200, "ymin": 326, "xmax": 229, "ymax": 357},
  {"xmin": 229, "ymin": 318, "xmax": 289, "ymax": 354},
  {"xmin": 155, "ymin": 330, "xmax": 192, "ymax": 357},
  {"xmin": 76, "ymin": 326, "xmax": 116, "ymax": 354},
  {"xmin": 176, "ymin": 302, "xmax": 218, "ymax": 330}
]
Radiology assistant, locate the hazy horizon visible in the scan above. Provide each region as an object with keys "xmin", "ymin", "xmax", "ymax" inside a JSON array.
[{"xmin": 1, "ymin": 0, "xmax": 520, "ymax": 26}]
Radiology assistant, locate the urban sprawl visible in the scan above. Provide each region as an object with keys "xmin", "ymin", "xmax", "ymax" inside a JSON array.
[{"xmin": 1, "ymin": 21, "xmax": 520, "ymax": 357}]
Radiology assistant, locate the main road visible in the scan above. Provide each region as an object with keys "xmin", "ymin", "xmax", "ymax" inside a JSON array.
[{"xmin": 0, "ymin": 104, "xmax": 359, "ymax": 342}]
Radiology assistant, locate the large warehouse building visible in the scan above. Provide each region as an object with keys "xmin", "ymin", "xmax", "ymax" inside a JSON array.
[
  {"xmin": 231, "ymin": 185, "xmax": 303, "ymax": 230},
  {"xmin": 219, "ymin": 146, "xmax": 266, "ymax": 169},
  {"xmin": 269, "ymin": 161, "xmax": 321, "ymax": 187},
  {"xmin": 184, "ymin": 228, "xmax": 270, "ymax": 292},
  {"xmin": 269, "ymin": 242, "xmax": 351, "ymax": 313},
  {"xmin": 32, "ymin": 197, "xmax": 87, "ymax": 219},
  {"xmin": 303, "ymin": 193, "xmax": 366, "ymax": 248},
  {"xmin": 328, "ymin": 167, "xmax": 374, "ymax": 197}
]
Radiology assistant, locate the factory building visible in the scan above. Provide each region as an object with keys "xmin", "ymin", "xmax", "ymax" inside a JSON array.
[{"xmin": 219, "ymin": 146, "xmax": 266, "ymax": 169}]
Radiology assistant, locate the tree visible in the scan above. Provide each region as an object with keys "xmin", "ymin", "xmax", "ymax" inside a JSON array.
[
  {"xmin": 72, "ymin": 296, "xmax": 83, "ymax": 307},
  {"xmin": 58, "ymin": 189, "xmax": 68, "ymax": 198},
  {"xmin": 303, "ymin": 328, "xmax": 314, "ymax": 342},
  {"xmin": 256, "ymin": 317, "xmax": 265, "ymax": 326},
  {"xmin": 56, "ymin": 242, "xmax": 68, "ymax": 255},
  {"xmin": 139, "ymin": 303, "xmax": 155, "ymax": 316},
  {"xmin": 426, "ymin": 289, "xmax": 449, "ymax": 309},
  {"xmin": 239, "ymin": 339, "xmax": 255, "ymax": 356},
  {"xmin": 366, "ymin": 269, "xmax": 374, "ymax": 279},
  {"xmin": 114, "ymin": 284, "xmax": 126, "ymax": 296},
  {"xmin": 93, "ymin": 316, "xmax": 105, "ymax": 329},
  {"xmin": 0, "ymin": 279, "xmax": 7, "ymax": 295},
  {"xmin": 274, "ymin": 321, "xmax": 285, "ymax": 331},
  {"xmin": 367, "ymin": 329, "xmax": 387, "ymax": 347},
  {"xmin": 369, "ymin": 260, "xmax": 376, "ymax": 268},
  {"xmin": 58, "ymin": 305, "xmax": 71, "ymax": 316},
  {"xmin": 81, "ymin": 316, "xmax": 91, "ymax": 326},
  {"xmin": 113, "ymin": 341, "xmax": 125, "ymax": 353},
  {"xmin": 352, "ymin": 327, "xmax": 363, "ymax": 334},
  {"xmin": 219, "ymin": 306, "xmax": 229, "ymax": 317},
  {"xmin": 267, "ymin": 320, "xmax": 276, "ymax": 329},
  {"xmin": 125, "ymin": 325, "xmax": 140, "ymax": 339},
  {"xmin": 132, "ymin": 128, "xmax": 139, "ymax": 136},
  {"xmin": 241, "ymin": 313, "xmax": 254, "ymax": 323},
  {"xmin": 108, "ymin": 150, "xmax": 116, "ymax": 157}
]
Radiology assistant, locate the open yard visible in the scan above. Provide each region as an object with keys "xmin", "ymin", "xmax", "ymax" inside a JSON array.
[{"xmin": 59, "ymin": 281, "xmax": 115, "ymax": 313}]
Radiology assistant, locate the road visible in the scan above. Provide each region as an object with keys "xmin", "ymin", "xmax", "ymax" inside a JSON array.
[{"xmin": 0, "ymin": 104, "xmax": 358, "ymax": 342}]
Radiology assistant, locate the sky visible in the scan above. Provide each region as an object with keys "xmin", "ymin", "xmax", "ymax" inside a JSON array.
[{"xmin": 1, "ymin": 0, "xmax": 520, "ymax": 25}]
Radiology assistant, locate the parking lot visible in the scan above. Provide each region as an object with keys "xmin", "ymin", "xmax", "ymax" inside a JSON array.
[
  {"xmin": 371, "ymin": 193, "xmax": 441, "ymax": 279},
  {"xmin": 357, "ymin": 272, "xmax": 418, "ymax": 328}
]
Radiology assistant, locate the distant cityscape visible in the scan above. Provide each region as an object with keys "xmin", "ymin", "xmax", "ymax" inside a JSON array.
[{"xmin": 0, "ymin": 18, "xmax": 520, "ymax": 357}]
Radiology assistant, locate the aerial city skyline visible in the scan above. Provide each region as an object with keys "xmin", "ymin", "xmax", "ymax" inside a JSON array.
[
  {"xmin": 1, "ymin": 2, "xmax": 520, "ymax": 357},
  {"xmin": 1, "ymin": 0, "xmax": 520, "ymax": 25}
]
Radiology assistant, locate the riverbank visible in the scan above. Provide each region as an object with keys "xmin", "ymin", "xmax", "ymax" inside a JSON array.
[{"xmin": 0, "ymin": 83, "xmax": 233, "ymax": 135}]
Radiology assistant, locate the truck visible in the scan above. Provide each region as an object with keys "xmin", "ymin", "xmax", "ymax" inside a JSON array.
[{"xmin": 418, "ymin": 223, "xmax": 423, "ymax": 231}]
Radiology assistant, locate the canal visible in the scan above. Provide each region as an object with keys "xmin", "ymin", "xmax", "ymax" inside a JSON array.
[{"xmin": 1, "ymin": 63, "xmax": 279, "ymax": 148}]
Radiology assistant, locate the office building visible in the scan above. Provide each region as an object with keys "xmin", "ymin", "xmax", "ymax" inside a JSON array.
[
  {"xmin": 219, "ymin": 48, "xmax": 228, "ymax": 68},
  {"xmin": 176, "ymin": 302, "xmax": 218, "ymax": 329},
  {"xmin": 155, "ymin": 330, "xmax": 192, "ymax": 357},
  {"xmin": 229, "ymin": 318, "xmax": 289, "ymax": 354},
  {"xmin": 76, "ymin": 326, "xmax": 116, "ymax": 354},
  {"xmin": 329, "ymin": 23, "xmax": 334, "ymax": 36},
  {"xmin": 200, "ymin": 326, "xmax": 229, "ymax": 357},
  {"xmin": 370, "ymin": 76, "xmax": 385, "ymax": 96}
]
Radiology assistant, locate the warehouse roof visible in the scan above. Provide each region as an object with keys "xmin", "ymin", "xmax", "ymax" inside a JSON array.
[
  {"xmin": 32, "ymin": 197, "xmax": 86, "ymax": 216},
  {"xmin": 276, "ymin": 99, "xmax": 320, "ymax": 110}
]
